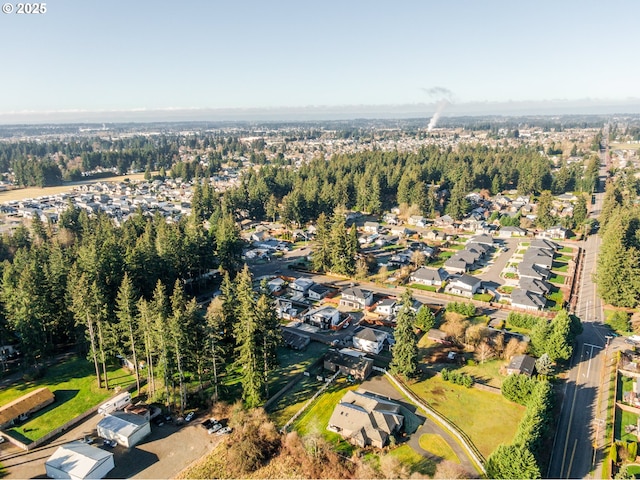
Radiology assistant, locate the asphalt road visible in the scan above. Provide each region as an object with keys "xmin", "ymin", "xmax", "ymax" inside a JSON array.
[{"xmin": 547, "ymin": 154, "xmax": 614, "ymax": 478}]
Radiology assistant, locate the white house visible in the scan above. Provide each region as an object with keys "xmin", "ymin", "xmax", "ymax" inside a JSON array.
[
  {"xmin": 498, "ymin": 226, "xmax": 527, "ymax": 238},
  {"xmin": 290, "ymin": 277, "xmax": 314, "ymax": 294},
  {"xmin": 352, "ymin": 328, "xmax": 388, "ymax": 354},
  {"xmin": 445, "ymin": 274, "xmax": 482, "ymax": 297},
  {"xmin": 375, "ymin": 298, "xmax": 396, "ymax": 316},
  {"xmin": 363, "ymin": 221, "xmax": 382, "ymax": 233},
  {"xmin": 97, "ymin": 412, "xmax": 151, "ymax": 448},
  {"xmin": 340, "ymin": 287, "xmax": 374, "ymax": 309},
  {"xmin": 308, "ymin": 283, "xmax": 331, "ymax": 301},
  {"xmin": 410, "ymin": 267, "xmax": 448, "ymax": 286},
  {"xmin": 267, "ymin": 277, "xmax": 286, "ymax": 293},
  {"xmin": 45, "ymin": 441, "xmax": 114, "ymax": 480}
]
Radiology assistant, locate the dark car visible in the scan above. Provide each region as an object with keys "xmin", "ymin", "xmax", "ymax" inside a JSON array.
[{"xmin": 102, "ymin": 438, "xmax": 117, "ymax": 448}]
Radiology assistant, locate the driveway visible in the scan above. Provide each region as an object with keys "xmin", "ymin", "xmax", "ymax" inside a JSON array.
[{"xmin": 0, "ymin": 412, "xmax": 221, "ymax": 479}]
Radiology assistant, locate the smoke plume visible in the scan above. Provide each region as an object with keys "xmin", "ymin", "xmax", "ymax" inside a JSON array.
[{"xmin": 422, "ymin": 86, "xmax": 454, "ymax": 131}]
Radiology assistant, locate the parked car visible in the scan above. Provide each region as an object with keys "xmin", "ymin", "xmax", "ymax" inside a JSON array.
[
  {"xmin": 185, "ymin": 411, "xmax": 195, "ymax": 422},
  {"xmin": 208, "ymin": 423, "xmax": 223, "ymax": 434},
  {"xmin": 102, "ymin": 438, "xmax": 117, "ymax": 448},
  {"xmin": 216, "ymin": 426, "xmax": 232, "ymax": 435}
]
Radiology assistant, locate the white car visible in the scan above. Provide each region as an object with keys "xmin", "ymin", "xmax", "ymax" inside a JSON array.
[
  {"xmin": 216, "ymin": 426, "xmax": 232, "ymax": 435},
  {"xmin": 185, "ymin": 411, "xmax": 195, "ymax": 422},
  {"xmin": 208, "ymin": 423, "xmax": 222, "ymax": 434}
]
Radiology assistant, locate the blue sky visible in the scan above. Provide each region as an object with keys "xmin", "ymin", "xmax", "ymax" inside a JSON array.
[{"xmin": 1, "ymin": 0, "xmax": 639, "ymax": 118}]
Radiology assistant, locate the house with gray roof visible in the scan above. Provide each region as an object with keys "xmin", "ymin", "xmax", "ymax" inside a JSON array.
[
  {"xmin": 353, "ymin": 327, "xmax": 388, "ymax": 354},
  {"xmin": 530, "ymin": 238, "xmax": 559, "ymax": 252},
  {"xmin": 445, "ymin": 274, "xmax": 482, "ymax": 297},
  {"xmin": 519, "ymin": 277, "xmax": 552, "ymax": 295},
  {"xmin": 410, "ymin": 267, "xmax": 448, "ymax": 286},
  {"xmin": 511, "ymin": 288, "xmax": 547, "ymax": 311},
  {"xmin": 340, "ymin": 286, "xmax": 374, "ymax": 309},
  {"xmin": 518, "ymin": 261, "xmax": 551, "ymax": 281},
  {"xmin": 324, "ymin": 351, "xmax": 373, "ymax": 380},
  {"xmin": 498, "ymin": 226, "xmax": 527, "ymax": 238},
  {"xmin": 328, "ymin": 389, "xmax": 404, "ymax": 449},
  {"xmin": 506, "ymin": 354, "xmax": 537, "ymax": 377}
]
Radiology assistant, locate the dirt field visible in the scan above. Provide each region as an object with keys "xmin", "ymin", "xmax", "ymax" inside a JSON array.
[
  {"xmin": 0, "ymin": 411, "xmax": 220, "ymax": 479},
  {"xmin": 0, "ymin": 173, "xmax": 149, "ymax": 203}
]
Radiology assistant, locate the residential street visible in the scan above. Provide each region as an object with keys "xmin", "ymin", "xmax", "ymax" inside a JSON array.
[{"xmin": 547, "ymin": 157, "xmax": 613, "ymax": 478}]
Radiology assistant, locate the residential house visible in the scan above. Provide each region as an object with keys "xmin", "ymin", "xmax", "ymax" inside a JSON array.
[
  {"xmin": 445, "ymin": 274, "xmax": 482, "ymax": 298},
  {"xmin": 511, "ymin": 289, "xmax": 547, "ymax": 311},
  {"xmin": 290, "ymin": 277, "xmax": 315, "ymax": 294},
  {"xmin": 375, "ymin": 298, "xmax": 397, "ymax": 316},
  {"xmin": 267, "ymin": 277, "xmax": 286, "ymax": 293},
  {"xmin": 434, "ymin": 214, "xmax": 455, "ymax": 227},
  {"xmin": 498, "ymin": 226, "xmax": 527, "ymax": 238},
  {"xmin": 306, "ymin": 306, "xmax": 341, "ymax": 330},
  {"xmin": 383, "ymin": 213, "xmax": 398, "ymax": 225},
  {"xmin": 251, "ymin": 230, "xmax": 270, "ymax": 243},
  {"xmin": 410, "ymin": 267, "xmax": 448, "ymax": 287},
  {"xmin": 469, "ymin": 234, "xmax": 494, "ymax": 247},
  {"xmin": 506, "ymin": 354, "xmax": 537, "ymax": 376},
  {"xmin": 444, "ymin": 249, "xmax": 480, "ymax": 274},
  {"xmin": 408, "ymin": 215, "xmax": 428, "ymax": 227},
  {"xmin": 328, "ymin": 389, "xmax": 404, "ymax": 449},
  {"xmin": 324, "ymin": 351, "xmax": 373, "ymax": 380},
  {"xmin": 363, "ymin": 221, "xmax": 382, "ymax": 233},
  {"xmin": 390, "ymin": 226, "xmax": 412, "ymax": 237},
  {"xmin": 541, "ymin": 225, "xmax": 569, "ymax": 240},
  {"xmin": 352, "ymin": 328, "xmax": 388, "ymax": 354},
  {"xmin": 282, "ymin": 329, "xmax": 310, "ymax": 350},
  {"xmin": 340, "ymin": 287, "xmax": 374, "ymax": 309},
  {"xmin": 517, "ymin": 261, "xmax": 551, "ymax": 281},
  {"xmin": 523, "ymin": 248, "xmax": 554, "ymax": 270},
  {"xmin": 308, "ymin": 283, "xmax": 332, "ymax": 301},
  {"xmin": 275, "ymin": 298, "xmax": 308, "ymax": 320},
  {"xmin": 45, "ymin": 441, "xmax": 115, "ymax": 480},
  {"xmin": 518, "ymin": 277, "xmax": 552, "ymax": 296},
  {"xmin": 423, "ymin": 229, "xmax": 447, "ymax": 242},
  {"xmin": 530, "ymin": 238, "xmax": 559, "ymax": 252}
]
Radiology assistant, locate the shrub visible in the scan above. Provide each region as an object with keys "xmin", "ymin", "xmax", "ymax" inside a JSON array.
[
  {"xmin": 507, "ymin": 312, "xmax": 544, "ymax": 330},
  {"xmin": 610, "ymin": 442, "xmax": 618, "ymax": 462},
  {"xmin": 466, "ymin": 359, "xmax": 476, "ymax": 366},
  {"xmin": 441, "ymin": 368, "xmax": 473, "ymax": 388},
  {"xmin": 607, "ymin": 311, "xmax": 630, "ymax": 333},
  {"xmin": 501, "ymin": 374, "xmax": 539, "ymax": 406},
  {"xmin": 627, "ymin": 440, "xmax": 637, "ymax": 460},
  {"xmin": 446, "ymin": 301, "xmax": 476, "ymax": 317}
]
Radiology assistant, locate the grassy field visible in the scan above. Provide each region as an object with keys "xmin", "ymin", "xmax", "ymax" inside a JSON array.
[
  {"xmin": 615, "ymin": 407, "xmax": 639, "ymax": 443},
  {"xmin": 270, "ymin": 343, "xmax": 329, "ymax": 394},
  {"xmin": 0, "ymin": 173, "xmax": 148, "ymax": 203},
  {"xmin": 2, "ymin": 357, "xmax": 136, "ymax": 443},
  {"xmin": 419, "ymin": 433, "xmax": 460, "ymax": 463},
  {"xmin": 268, "ymin": 374, "xmax": 323, "ymax": 428},
  {"xmin": 387, "ymin": 444, "xmax": 435, "ymax": 476},
  {"xmin": 457, "ymin": 360, "xmax": 504, "ymax": 388},
  {"xmin": 610, "ymin": 142, "xmax": 640, "ymax": 151},
  {"xmin": 549, "ymin": 274, "xmax": 567, "ymax": 285},
  {"xmin": 408, "ymin": 375, "xmax": 526, "ymax": 457},
  {"xmin": 552, "ymin": 261, "xmax": 569, "ymax": 273},
  {"xmin": 292, "ymin": 378, "xmax": 358, "ymax": 453},
  {"xmin": 410, "ymin": 283, "xmax": 438, "ymax": 292}
]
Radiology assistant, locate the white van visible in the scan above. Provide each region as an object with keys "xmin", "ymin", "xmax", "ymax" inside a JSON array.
[{"xmin": 98, "ymin": 392, "xmax": 131, "ymax": 416}]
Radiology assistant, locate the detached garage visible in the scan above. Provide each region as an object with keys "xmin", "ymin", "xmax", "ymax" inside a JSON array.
[
  {"xmin": 97, "ymin": 411, "xmax": 151, "ymax": 448},
  {"xmin": 45, "ymin": 441, "xmax": 114, "ymax": 480}
]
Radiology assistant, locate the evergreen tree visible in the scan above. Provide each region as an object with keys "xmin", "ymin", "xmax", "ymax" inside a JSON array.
[
  {"xmin": 234, "ymin": 266, "xmax": 264, "ymax": 407},
  {"xmin": 390, "ymin": 290, "xmax": 418, "ymax": 378},
  {"xmin": 486, "ymin": 444, "xmax": 541, "ymax": 479},
  {"xmin": 536, "ymin": 191, "xmax": 555, "ymax": 229},
  {"xmin": 415, "ymin": 306, "xmax": 435, "ymax": 332},
  {"xmin": 255, "ymin": 294, "xmax": 281, "ymax": 398},
  {"xmin": 572, "ymin": 194, "xmax": 588, "ymax": 226},
  {"xmin": 312, "ymin": 212, "xmax": 332, "ymax": 272},
  {"xmin": 330, "ymin": 213, "xmax": 355, "ymax": 276},
  {"xmin": 116, "ymin": 273, "xmax": 141, "ymax": 394}
]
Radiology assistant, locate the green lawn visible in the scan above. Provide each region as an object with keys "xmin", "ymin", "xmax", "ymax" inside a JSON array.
[
  {"xmin": 268, "ymin": 373, "xmax": 323, "ymax": 428},
  {"xmin": 270, "ymin": 343, "xmax": 329, "ymax": 394},
  {"xmin": 556, "ymin": 254, "xmax": 573, "ymax": 262},
  {"xmin": 615, "ymin": 407, "xmax": 639, "ymax": 444},
  {"xmin": 387, "ymin": 445, "xmax": 435, "ymax": 476},
  {"xmin": 625, "ymin": 464, "xmax": 640, "ymax": 477},
  {"xmin": 520, "ymin": 242, "xmax": 530, "ymax": 247},
  {"xmin": 473, "ymin": 293, "xmax": 493, "ymax": 302},
  {"xmin": 559, "ymin": 246, "xmax": 574, "ymax": 254},
  {"xmin": 549, "ymin": 274, "xmax": 567, "ymax": 285},
  {"xmin": 552, "ymin": 261, "xmax": 569, "ymax": 273},
  {"xmin": 3, "ymin": 357, "xmax": 136, "ymax": 443},
  {"xmin": 497, "ymin": 286, "xmax": 514, "ymax": 294},
  {"xmin": 419, "ymin": 433, "xmax": 460, "ymax": 463},
  {"xmin": 546, "ymin": 291, "xmax": 565, "ymax": 311},
  {"xmin": 458, "ymin": 360, "xmax": 504, "ymax": 388},
  {"xmin": 409, "ymin": 375, "xmax": 526, "ymax": 457},
  {"xmin": 293, "ymin": 378, "xmax": 358, "ymax": 453},
  {"xmin": 410, "ymin": 283, "xmax": 438, "ymax": 292}
]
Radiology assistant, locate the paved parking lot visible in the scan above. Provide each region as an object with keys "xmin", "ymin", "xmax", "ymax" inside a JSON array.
[{"xmin": 0, "ymin": 412, "xmax": 221, "ymax": 479}]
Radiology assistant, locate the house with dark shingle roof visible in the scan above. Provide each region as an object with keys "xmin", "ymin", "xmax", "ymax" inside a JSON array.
[
  {"xmin": 328, "ymin": 389, "xmax": 404, "ymax": 449},
  {"xmin": 445, "ymin": 274, "xmax": 482, "ymax": 297},
  {"xmin": 511, "ymin": 288, "xmax": 547, "ymax": 311},
  {"xmin": 506, "ymin": 354, "xmax": 537, "ymax": 377},
  {"xmin": 410, "ymin": 267, "xmax": 448, "ymax": 286},
  {"xmin": 340, "ymin": 286, "xmax": 374, "ymax": 309},
  {"xmin": 353, "ymin": 327, "xmax": 388, "ymax": 354},
  {"xmin": 324, "ymin": 351, "xmax": 373, "ymax": 380}
]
